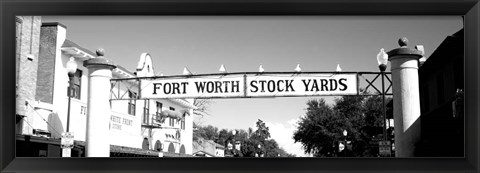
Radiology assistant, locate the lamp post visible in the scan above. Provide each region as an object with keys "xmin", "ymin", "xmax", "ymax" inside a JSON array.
[
  {"xmin": 343, "ymin": 130, "xmax": 347, "ymax": 157},
  {"xmin": 377, "ymin": 49, "xmax": 388, "ymax": 144},
  {"xmin": 231, "ymin": 130, "xmax": 241, "ymax": 157},
  {"xmin": 63, "ymin": 57, "xmax": 77, "ymax": 157},
  {"xmin": 232, "ymin": 130, "xmax": 237, "ymax": 145},
  {"xmin": 65, "ymin": 57, "xmax": 78, "ymax": 132}
]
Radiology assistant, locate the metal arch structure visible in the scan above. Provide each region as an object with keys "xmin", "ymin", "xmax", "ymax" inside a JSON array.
[{"xmin": 109, "ymin": 71, "xmax": 392, "ymax": 101}]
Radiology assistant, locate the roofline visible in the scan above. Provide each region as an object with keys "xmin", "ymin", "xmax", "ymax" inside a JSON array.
[
  {"xmin": 41, "ymin": 22, "xmax": 67, "ymax": 29},
  {"xmin": 192, "ymin": 151, "xmax": 216, "ymax": 157},
  {"xmin": 62, "ymin": 40, "xmax": 134, "ymax": 78},
  {"xmin": 62, "ymin": 39, "xmax": 97, "ymax": 57},
  {"xmin": 116, "ymin": 65, "xmax": 135, "ymax": 76}
]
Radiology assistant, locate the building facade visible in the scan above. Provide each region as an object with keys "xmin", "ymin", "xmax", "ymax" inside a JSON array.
[
  {"xmin": 192, "ymin": 138, "xmax": 225, "ymax": 157},
  {"xmin": 15, "ymin": 16, "xmax": 42, "ymax": 135},
  {"xmin": 416, "ymin": 28, "xmax": 464, "ymax": 157},
  {"xmin": 16, "ymin": 18, "xmax": 194, "ymax": 157}
]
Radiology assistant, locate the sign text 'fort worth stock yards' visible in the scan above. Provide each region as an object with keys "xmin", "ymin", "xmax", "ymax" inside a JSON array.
[{"xmin": 140, "ymin": 73, "xmax": 357, "ymax": 99}]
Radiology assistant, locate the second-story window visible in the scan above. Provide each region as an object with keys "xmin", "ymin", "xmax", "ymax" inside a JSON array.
[
  {"xmin": 156, "ymin": 102, "xmax": 163, "ymax": 122},
  {"xmin": 181, "ymin": 119, "xmax": 185, "ymax": 130},
  {"xmin": 143, "ymin": 100, "xmax": 149, "ymax": 124},
  {"xmin": 67, "ymin": 70, "xmax": 82, "ymax": 99},
  {"xmin": 128, "ymin": 90, "xmax": 136, "ymax": 115},
  {"xmin": 72, "ymin": 70, "xmax": 82, "ymax": 99},
  {"xmin": 156, "ymin": 102, "xmax": 163, "ymax": 114},
  {"xmin": 169, "ymin": 117, "xmax": 175, "ymax": 127},
  {"xmin": 169, "ymin": 107, "xmax": 176, "ymax": 126}
]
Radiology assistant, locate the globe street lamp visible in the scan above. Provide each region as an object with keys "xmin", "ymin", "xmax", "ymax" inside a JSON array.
[
  {"xmin": 65, "ymin": 57, "xmax": 78, "ymax": 132},
  {"xmin": 257, "ymin": 144, "xmax": 262, "ymax": 157},
  {"xmin": 377, "ymin": 48, "xmax": 389, "ymax": 157},
  {"xmin": 343, "ymin": 130, "xmax": 347, "ymax": 157},
  {"xmin": 231, "ymin": 130, "xmax": 237, "ymax": 150}
]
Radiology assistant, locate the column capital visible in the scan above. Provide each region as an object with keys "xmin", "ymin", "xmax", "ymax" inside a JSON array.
[
  {"xmin": 387, "ymin": 37, "xmax": 423, "ymax": 61},
  {"xmin": 83, "ymin": 48, "xmax": 117, "ymax": 69}
]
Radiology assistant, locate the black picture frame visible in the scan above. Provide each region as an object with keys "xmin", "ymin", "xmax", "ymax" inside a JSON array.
[{"xmin": 1, "ymin": 0, "xmax": 479, "ymax": 172}]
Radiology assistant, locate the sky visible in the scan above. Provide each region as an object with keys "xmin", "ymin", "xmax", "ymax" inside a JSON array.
[{"xmin": 42, "ymin": 16, "xmax": 462, "ymax": 157}]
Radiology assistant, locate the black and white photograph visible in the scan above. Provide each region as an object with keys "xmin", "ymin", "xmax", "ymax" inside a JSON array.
[{"xmin": 14, "ymin": 15, "xmax": 464, "ymax": 158}]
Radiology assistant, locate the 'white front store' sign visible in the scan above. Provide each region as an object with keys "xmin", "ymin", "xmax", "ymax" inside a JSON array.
[{"xmin": 140, "ymin": 73, "xmax": 357, "ymax": 99}]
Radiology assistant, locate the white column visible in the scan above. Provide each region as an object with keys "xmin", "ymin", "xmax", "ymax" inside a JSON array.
[
  {"xmin": 84, "ymin": 49, "xmax": 116, "ymax": 157},
  {"xmin": 387, "ymin": 38, "xmax": 423, "ymax": 157}
]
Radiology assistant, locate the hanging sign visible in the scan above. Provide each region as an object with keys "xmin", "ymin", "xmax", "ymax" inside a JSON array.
[
  {"xmin": 246, "ymin": 73, "xmax": 357, "ymax": 97},
  {"xmin": 140, "ymin": 75, "xmax": 245, "ymax": 98},
  {"xmin": 140, "ymin": 73, "xmax": 357, "ymax": 99},
  {"xmin": 379, "ymin": 141, "xmax": 392, "ymax": 157},
  {"xmin": 61, "ymin": 132, "xmax": 74, "ymax": 149}
]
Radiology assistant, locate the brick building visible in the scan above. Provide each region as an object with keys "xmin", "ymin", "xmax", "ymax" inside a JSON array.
[
  {"xmin": 15, "ymin": 16, "xmax": 42, "ymax": 135},
  {"xmin": 15, "ymin": 17, "xmax": 195, "ymax": 157}
]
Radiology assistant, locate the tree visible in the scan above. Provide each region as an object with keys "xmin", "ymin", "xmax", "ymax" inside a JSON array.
[
  {"xmin": 293, "ymin": 95, "xmax": 391, "ymax": 157},
  {"xmin": 293, "ymin": 99, "xmax": 347, "ymax": 156},
  {"xmin": 361, "ymin": 95, "xmax": 393, "ymax": 156},
  {"xmin": 277, "ymin": 147, "xmax": 297, "ymax": 157},
  {"xmin": 238, "ymin": 119, "xmax": 267, "ymax": 157},
  {"xmin": 252, "ymin": 119, "xmax": 270, "ymax": 141},
  {"xmin": 217, "ymin": 129, "xmax": 231, "ymax": 146},
  {"xmin": 193, "ymin": 124, "xmax": 219, "ymax": 141},
  {"xmin": 192, "ymin": 99, "xmax": 212, "ymax": 133},
  {"xmin": 333, "ymin": 95, "xmax": 367, "ymax": 157},
  {"xmin": 193, "ymin": 119, "xmax": 298, "ymax": 157},
  {"xmin": 193, "ymin": 99, "xmax": 212, "ymax": 117}
]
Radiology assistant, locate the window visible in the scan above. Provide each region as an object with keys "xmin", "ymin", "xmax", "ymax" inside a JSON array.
[
  {"xmin": 128, "ymin": 90, "xmax": 136, "ymax": 115},
  {"xmin": 181, "ymin": 119, "xmax": 185, "ymax": 130},
  {"xmin": 143, "ymin": 100, "xmax": 149, "ymax": 124},
  {"xmin": 67, "ymin": 70, "xmax": 82, "ymax": 99},
  {"xmin": 154, "ymin": 140, "xmax": 162, "ymax": 151},
  {"xmin": 169, "ymin": 107, "xmax": 176, "ymax": 126},
  {"xmin": 142, "ymin": 138, "xmax": 149, "ymax": 150},
  {"xmin": 156, "ymin": 102, "xmax": 162, "ymax": 115},
  {"xmin": 156, "ymin": 102, "xmax": 163, "ymax": 123},
  {"xmin": 71, "ymin": 70, "xmax": 82, "ymax": 99},
  {"xmin": 169, "ymin": 117, "xmax": 175, "ymax": 127}
]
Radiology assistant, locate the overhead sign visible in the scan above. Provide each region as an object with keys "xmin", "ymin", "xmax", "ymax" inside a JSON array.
[
  {"xmin": 141, "ymin": 75, "xmax": 245, "ymax": 98},
  {"xmin": 246, "ymin": 74, "xmax": 357, "ymax": 97},
  {"xmin": 140, "ymin": 73, "xmax": 357, "ymax": 99}
]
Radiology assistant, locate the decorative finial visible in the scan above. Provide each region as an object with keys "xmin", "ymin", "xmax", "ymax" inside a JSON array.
[
  {"xmin": 96, "ymin": 48, "xmax": 105, "ymax": 56},
  {"xmin": 219, "ymin": 64, "xmax": 227, "ymax": 73},
  {"xmin": 336, "ymin": 64, "xmax": 342, "ymax": 72},
  {"xmin": 398, "ymin": 37, "xmax": 408, "ymax": 47},
  {"xmin": 258, "ymin": 64, "xmax": 265, "ymax": 73},
  {"xmin": 294, "ymin": 64, "xmax": 301, "ymax": 72}
]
